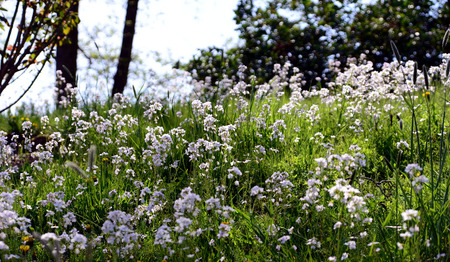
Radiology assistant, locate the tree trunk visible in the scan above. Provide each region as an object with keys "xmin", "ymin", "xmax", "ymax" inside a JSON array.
[
  {"xmin": 56, "ymin": 1, "xmax": 78, "ymax": 107},
  {"xmin": 111, "ymin": 0, "xmax": 139, "ymax": 97}
]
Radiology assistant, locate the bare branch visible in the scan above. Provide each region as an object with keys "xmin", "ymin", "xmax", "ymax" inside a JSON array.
[{"xmin": 0, "ymin": 52, "xmax": 51, "ymax": 114}]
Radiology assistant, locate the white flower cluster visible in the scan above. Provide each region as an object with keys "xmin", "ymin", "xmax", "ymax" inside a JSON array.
[
  {"xmin": 405, "ymin": 163, "xmax": 423, "ymax": 179},
  {"xmin": 57, "ymin": 229, "xmax": 89, "ymax": 255},
  {"xmin": 314, "ymin": 152, "xmax": 366, "ymax": 178},
  {"xmin": 0, "ymin": 131, "xmax": 15, "ymax": 168},
  {"xmin": 269, "ymin": 120, "xmax": 286, "ymax": 142},
  {"xmin": 264, "ymin": 171, "xmax": 294, "ymax": 206},
  {"xmin": 154, "ymin": 187, "xmax": 204, "ymax": 252},
  {"xmin": 39, "ymin": 191, "xmax": 69, "ymax": 212},
  {"xmin": 397, "ymin": 209, "xmax": 421, "ymax": 242},
  {"xmin": 101, "ymin": 210, "xmax": 140, "ymax": 257},
  {"xmin": 328, "ymin": 179, "xmax": 368, "ymax": 215},
  {"xmin": 186, "ymin": 138, "xmax": 223, "ymax": 161},
  {"xmin": 144, "ymin": 127, "xmax": 175, "ymax": 167},
  {"xmin": 0, "ymin": 190, "xmax": 30, "ymax": 252},
  {"xmin": 153, "ymin": 187, "xmax": 235, "ymax": 259},
  {"xmin": 191, "ymin": 100, "xmax": 213, "ymax": 118},
  {"xmin": 174, "ymin": 187, "xmax": 202, "ymax": 218}
]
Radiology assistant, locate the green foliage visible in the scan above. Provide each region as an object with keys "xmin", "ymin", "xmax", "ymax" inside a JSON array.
[
  {"xmin": 183, "ymin": 0, "xmax": 449, "ymax": 93},
  {"xmin": 2, "ymin": 16, "xmax": 450, "ymax": 261},
  {"xmin": 1, "ymin": 56, "xmax": 450, "ymax": 260},
  {"xmin": 347, "ymin": 0, "xmax": 447, "ymax": 69},
  {"xmin": 181, "ymin": 46, "xmax": 241, "ymax": 95}
]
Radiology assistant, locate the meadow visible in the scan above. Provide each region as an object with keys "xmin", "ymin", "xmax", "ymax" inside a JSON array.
[{"xmin": 1, "ymin": 50, "xmax": 450, "ymax": 261}]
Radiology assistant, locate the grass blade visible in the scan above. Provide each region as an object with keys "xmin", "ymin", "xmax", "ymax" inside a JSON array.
[
  {"xmin": 390, "ymin": 41, "xmax": 402, "ymax": 64},
  {"xmin": 443, "ymin": 28, "xmax": 450, "ymax": 49},
  {"xmin": 446, "ymin": 59, "xmax": 450, "ymax": 78},
  {"xmin": 423, "ymin": 65, "xmax": 429, "ymax": 90},
  {"xmin": 413, "ymin": 61, "xmax": 418, "ymax": 85}
]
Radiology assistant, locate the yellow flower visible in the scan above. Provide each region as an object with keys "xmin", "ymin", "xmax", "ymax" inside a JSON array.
[
  {"xmin": 221, "ymin": 221, "xmax": 229, "ymax": 225},
  {"xmin": 422, "ymin": 91, "xmax": 431, "ymax": 100},
  {"xmin": 20, "ymin": 245, "xmax": 30, "ymax": 252},
  {"xmin": 84, "ymin": 176, "xmax": 98, "ymax": 183},
  {"xmin": 22, "ymin": 236, "xmax": 34, "ymax": 243}
]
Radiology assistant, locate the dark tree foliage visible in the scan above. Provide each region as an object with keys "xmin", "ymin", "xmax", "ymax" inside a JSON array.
[
  {"xmin": 234, "ymin": 0, "xmax": 330, "ymax": 87},
  {"xmin": 346, "ymin": 0, "xmax": 446, "ymax": 69},
  {"xmin": 181, "ymin": 46, "xmax": 241, "ymax": 88},
  {"xmin": 182, "ymin": 0, "xmax": 450, "ymax": 92},
  {"xmin": 183, "ymin": 0, "xmax": 334, "ymax": 88}
]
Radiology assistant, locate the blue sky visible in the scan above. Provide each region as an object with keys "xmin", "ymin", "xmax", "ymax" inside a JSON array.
[{"xmin": 1, "ymin": 0, "xmax": 240, "ymax": 112}]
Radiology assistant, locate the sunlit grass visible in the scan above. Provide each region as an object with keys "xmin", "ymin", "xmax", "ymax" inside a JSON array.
[{"xmin": 1, "ymin": 54, "xmax": 450, "ymax": 261}]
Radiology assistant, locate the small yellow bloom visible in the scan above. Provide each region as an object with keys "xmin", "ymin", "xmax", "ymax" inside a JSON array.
[
  {"xmin": 20, "ymin": 245, "xmax": 30, "ymax": 252},
  {"xmin": 221, "ymin": 221, "xmax": 229, "ymax": 225},
  {"xmin": 22, "ymin": 236, "xmax": 34, "ymax": 243},
  {"xmin": 102, "ymin": 157, "xmax": 109, "ymax": 162}
]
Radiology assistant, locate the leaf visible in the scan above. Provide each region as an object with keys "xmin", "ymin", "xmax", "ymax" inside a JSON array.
[{"xmin": 63, "ymin": 26, "xmax": 70, "ymax": 35}]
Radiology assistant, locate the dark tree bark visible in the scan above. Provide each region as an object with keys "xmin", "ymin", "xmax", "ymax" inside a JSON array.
[
  {"xmin": 56, "ymin": 1, "xmax": 78, "ymax": 107},
  {"xmin": 111, "ymin": 0, "xmax": 139, "ymax": 96}
]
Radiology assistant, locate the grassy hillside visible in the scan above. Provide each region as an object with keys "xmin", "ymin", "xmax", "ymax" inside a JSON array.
[{"xmin": 1, "ymin": 56, "xmax": 450, "ymax": 261}]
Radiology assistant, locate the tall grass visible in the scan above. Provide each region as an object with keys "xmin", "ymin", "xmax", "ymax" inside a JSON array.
[{"xmin": 0, "ymin": 36, "xmax": 450, "ymax": 261}]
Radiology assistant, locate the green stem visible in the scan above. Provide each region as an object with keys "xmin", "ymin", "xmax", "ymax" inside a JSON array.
[{"xmin": 427, "ymin": 101, "xmax": 434, "ymax": 208}]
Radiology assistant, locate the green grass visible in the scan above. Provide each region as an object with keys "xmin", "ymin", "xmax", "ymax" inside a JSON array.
[{"xmin": 1, "ymin": 57, "xmax": 450, "ymax": 261}]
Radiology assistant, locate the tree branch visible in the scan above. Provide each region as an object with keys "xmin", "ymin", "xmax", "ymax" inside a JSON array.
[{"xmin": 0, "ymin": 53, "xmax": 50, "ymax": 114}]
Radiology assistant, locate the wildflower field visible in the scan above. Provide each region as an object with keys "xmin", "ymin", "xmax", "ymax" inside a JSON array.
[{"xmin": 1, "ymin": 50, "xmax": 450, "ymax": 261}]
